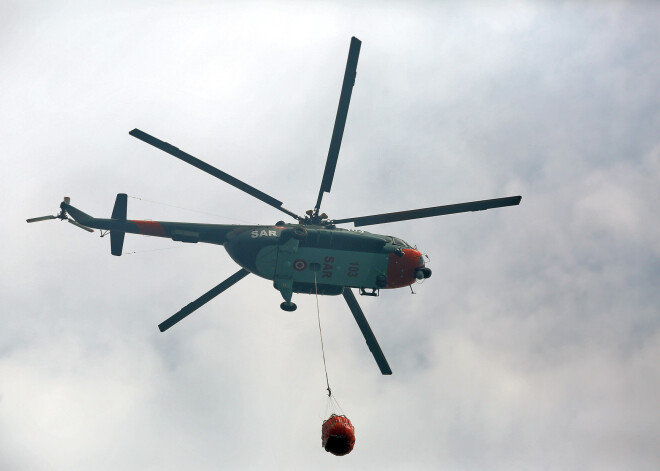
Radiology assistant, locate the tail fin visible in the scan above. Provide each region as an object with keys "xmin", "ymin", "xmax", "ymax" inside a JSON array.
[{"xmin": 110, "ymin": 193, "xmax": 127, "ymax": 256}]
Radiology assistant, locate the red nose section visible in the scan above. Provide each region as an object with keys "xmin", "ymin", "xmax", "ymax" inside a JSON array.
[{"xmin": 386, "ymin": 248, "xmax": 422, "ymax": 288}]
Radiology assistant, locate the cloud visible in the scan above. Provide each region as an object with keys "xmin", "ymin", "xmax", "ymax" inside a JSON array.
[{"xmin": 3, "ymin": 2, "xmax": 660, "ymax": 470}]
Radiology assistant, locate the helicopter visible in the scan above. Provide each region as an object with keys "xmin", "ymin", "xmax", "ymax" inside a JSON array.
[{"xmin": 27, "ymin": 37, "xmax": 521, "ymax": 375}]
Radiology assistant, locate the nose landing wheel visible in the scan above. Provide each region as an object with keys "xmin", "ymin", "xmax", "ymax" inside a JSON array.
[{"xmin": 280, "ymin": 301, "xmax": 297, "ymax": 312}]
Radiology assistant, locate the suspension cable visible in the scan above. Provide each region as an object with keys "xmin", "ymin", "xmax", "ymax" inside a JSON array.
[
  {"xmin": 123, "ymin": 245, "xmax": 187, "ymax": 255},
  {"xmin": 314, "ymin": 271, "xmax": 332, "ymax": 397},
  {"xmin": 127, "ymin": 195, "xmax": 251, "ymax": 223}
]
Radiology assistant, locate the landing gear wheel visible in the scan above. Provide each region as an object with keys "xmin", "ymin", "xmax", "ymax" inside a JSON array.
[{"xmin": 280, "ymin": 301, "xmax": 297, "ymax": 312}]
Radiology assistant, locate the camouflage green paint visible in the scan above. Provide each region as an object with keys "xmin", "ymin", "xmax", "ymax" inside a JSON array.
[{"xmin": 63, "ymin": 202, "xmax": 407, "ymax": 299}]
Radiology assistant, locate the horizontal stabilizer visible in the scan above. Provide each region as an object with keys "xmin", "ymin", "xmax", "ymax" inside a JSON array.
[
  {"xmin": 110, "ymin": 231, "xmax": 125, "ymax": 256},
  {"xmin": 112, "ymin": 193, "xmax": 127, "ymax": 220}
]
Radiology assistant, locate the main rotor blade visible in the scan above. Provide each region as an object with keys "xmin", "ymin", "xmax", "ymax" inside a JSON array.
[
  {"xmin": 314, "ymin": 37, "xmax": 362, "ymax": 212},
  {"xmin": 129, "ymin": 129, "xmax": 301, "ymax": 221},
  {"xmin": 343, "ymin": 288, "xmax": 392, "ymax": 375},
  {"xmin": 333, "ymin": 195, "xmax": 522, "ymax": 227},
  {"xmin": 26, "ymin": 215, "xmax": 57, "ymax": 223},
  {"xmin": 158, "ymin": 268, "xmax": 250, "ymax": 332}
]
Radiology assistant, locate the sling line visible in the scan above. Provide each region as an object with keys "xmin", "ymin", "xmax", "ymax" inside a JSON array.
[{"xmin": 314, "ymin": 271, "xmax": 332, "ymax": 397}]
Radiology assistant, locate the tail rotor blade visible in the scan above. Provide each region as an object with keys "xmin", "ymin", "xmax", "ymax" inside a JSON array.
[
  {"xmin": 343, "ymin": 288, "xmax": 392, "ymax": 375},
  {"xmin": 159, "ymin": 268, "xmax": 250, "ymax": 332},
  {"xmin": 28, "ymin": 198, "xmax": 95, "ymax": 232},
  {"xmin": 67, "ymin": 219, "xmax": 94, "ymax": 232},
  {"xmin": 26, "ymin": 215, "xmax": 57, "ymax": 223}
]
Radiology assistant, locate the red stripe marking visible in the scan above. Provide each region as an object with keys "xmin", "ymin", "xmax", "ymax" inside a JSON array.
[{"xmin": 131, "ymin": 220, "xmax": 167, "ymax": 236}]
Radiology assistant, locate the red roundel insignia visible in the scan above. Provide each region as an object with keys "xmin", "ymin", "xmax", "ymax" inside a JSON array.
[{"xmin": 293, "ymin": 259, "xmax": 307, "ymax": 271}]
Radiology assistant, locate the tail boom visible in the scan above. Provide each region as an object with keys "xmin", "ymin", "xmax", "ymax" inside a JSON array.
[{"xmin": 61, "ymin": 201, "xmax": 244, "ymax": 246}]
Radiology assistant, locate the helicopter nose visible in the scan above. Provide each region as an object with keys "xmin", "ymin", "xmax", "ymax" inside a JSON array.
[{"xmin": 386, "ymin": 249, "xmax": 422, "ymax": 288}]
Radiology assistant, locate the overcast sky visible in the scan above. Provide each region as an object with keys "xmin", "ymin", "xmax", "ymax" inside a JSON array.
[{"xmin": 2, "ymin": 1, "xmax": 660, "ymax": 470}]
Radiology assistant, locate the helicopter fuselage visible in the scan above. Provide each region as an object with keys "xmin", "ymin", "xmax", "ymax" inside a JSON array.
[
  {"xmin": 223, "ymin": 223, "xmax": 428, "ymax": 297},
  {"xmin": 62, "ymin": 201, "xmax": 428, "ymax": 300}
]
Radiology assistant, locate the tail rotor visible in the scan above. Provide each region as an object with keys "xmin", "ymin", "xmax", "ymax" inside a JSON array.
[{"xmin": 26, "ymin": 197, "xmax": 94, "ymax": 233}]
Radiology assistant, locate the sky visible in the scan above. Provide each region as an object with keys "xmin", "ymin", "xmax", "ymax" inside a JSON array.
[{"xmin": 2, "ymin": 1, "xmax": 660, "ymax": 469}]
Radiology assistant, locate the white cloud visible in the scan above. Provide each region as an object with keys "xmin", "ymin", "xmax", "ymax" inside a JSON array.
[{"xmin": 3, "ymin": 2, "xmax": 660, "ymax": 470}]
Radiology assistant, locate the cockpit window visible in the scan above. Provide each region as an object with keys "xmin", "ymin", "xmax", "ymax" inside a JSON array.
[{"xmin": 392, "ymin": 237, "xmax": 410, "ymax": 247}]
